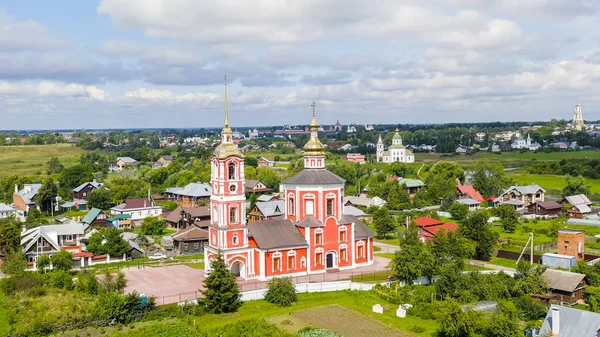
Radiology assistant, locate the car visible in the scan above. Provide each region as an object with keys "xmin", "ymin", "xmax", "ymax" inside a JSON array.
[{"xmin": 148, "ymin": 252, "xmax": 167, "ymax": 260}]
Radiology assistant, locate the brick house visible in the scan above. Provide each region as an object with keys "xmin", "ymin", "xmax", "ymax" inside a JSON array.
[{"xmin": 557, "ymin": 229, "xmax": 585, "ymax": 260}]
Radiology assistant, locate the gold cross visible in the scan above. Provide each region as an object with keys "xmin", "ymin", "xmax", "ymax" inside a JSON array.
[{"xmin": 311, "ymin": 101, "xmax": 316, "ymax": 116}]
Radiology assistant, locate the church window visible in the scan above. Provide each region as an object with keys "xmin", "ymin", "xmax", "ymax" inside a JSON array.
[
  {"xmin": 287, "ymin": 251, "xmax": 296, "ymax": 270},
  {"xmin": 273, "ymin": 254, "xmax": 282, "ymax": 272},
  {"xmin": 315, "ymin": 230, "xmax": 323, "ymax": 245},
  {"xmin": 306, "ymin": 200, "xmax": 314, "ymax": 215},
  {"xmin": 326, "ymin": 199, "xmax": 334, "ymax": 216},
  {"xmin": 289, "ymin": 198, "xmax": 295, "ymax": 215},
  {"xmin": 229, "ymin": 184, "xmax": 237, "ymax": 192},
  {"xmin": 357, "ymin": 244, "xmax": 364, "ymax": 258},
  {"xmin": 340, "ymin": 248, "xmax": 347, "ymax": 262},
  {"xmin": 228, "ymin": 162, "xmax": 236, "ymax": 180},
  {"xmin": 212, "ymin": 206, "xmax": 218, "ymax": 223},
  {"xmin": 315, "ymin": 252, "xmax": 323, "ymax": 266},
  {"xmin": 300, "ymin": 257, "xmax": 306, "ymax": 268},
  {"xmin": 339, "ymin": 228, "xmax": 347, "ymax": 242},
  {"xmin": 232, "ymin": 234, "xmax": 239, "ymax": 245},
  {"xmin": 230, "ymin": 207, "xmax": 238, "ymax": 223}
]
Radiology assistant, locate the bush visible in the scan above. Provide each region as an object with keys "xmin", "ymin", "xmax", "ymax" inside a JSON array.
[
  {"xmin": 513, "ymin": 296, "xmax": 547, "ymax": 320},
  {"xmin": 410, "ymin": 326, "xmax": 426, "ymax": 333},
  {"xmin": 0, "ymin": 273, "xmax": 44, "ymax": 295},
  {"xmin": 298, "ymin": 327, "xmax": 341, "ymax": 337},
  {"xmin": 264, "ymin": 277, "xmax": 297, "ymax": 307},
  {"xmin": 48, "ymin": 270, "xmax": 74, "ymax": 290}
]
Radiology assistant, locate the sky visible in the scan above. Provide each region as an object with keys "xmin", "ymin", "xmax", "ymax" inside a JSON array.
[{"xmin": 1, "ymin": 0, "xmax": 600, "ymax": 130}]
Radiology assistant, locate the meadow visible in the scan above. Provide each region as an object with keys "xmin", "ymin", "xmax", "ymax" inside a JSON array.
[
  {"xmin": 508, "ymin": 173, "xmax": 600, "ymax": 198},
  {"xmin": 416, "ymin": 150, "xmax": 600, "ymax": 167},
  {"xmin": 0, "ymin": 144, "xmax": 84, "ymax": 179}
]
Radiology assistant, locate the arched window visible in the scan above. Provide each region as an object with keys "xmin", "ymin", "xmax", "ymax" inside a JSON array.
[
  {"xmin": 228, "ymin": 162, "xmax": 236, "ymax": 180},
  {"xmin": 306, "ymin": 200, "xmax": 314, "ymax": 215},
  {"xmin": 230, "ymin": 207, "xmax": 238, "ymax": 223},
  {"xmin": 212, "ymin": 206, "xmax": 218, "ymax": 224},
  {"xmin": 287, "ymin": 251, "xmax": 296, "ymax": 270}
]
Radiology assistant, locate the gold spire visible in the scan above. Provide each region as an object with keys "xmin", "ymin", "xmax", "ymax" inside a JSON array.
[
  {"xmin": 222, "ymin": 75, "xmax": 232, "ymax": 135},
  {"xmin": 304, "ymin": 101, "xmax": 325, "ymax": 155},
  {"xmin": 309, "ymin": 101, "xmax": 319, "ymax": 130}
]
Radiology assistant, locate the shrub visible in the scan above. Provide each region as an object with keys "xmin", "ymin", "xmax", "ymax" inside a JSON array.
[
  {"xmin": 513, "ymin": 296, "xmax": 547, "ymax": 320},
  {"xmin": 0, "ymin": 273, "xmax": 43, "ymax": 295},
  {"xmin": 48, "ymin": 270, "xmax": 74, "ymax": 290},
  {"xmin": 264, "ymin": 277, "xmax": 297, "ymax": 307},
  {"xmin": 410, "ymin": 326, "xmax": 426, "ymax": 333},
  {"xmin": 298, "ymin": 327, "xmax": 341, "ymax": 337}
]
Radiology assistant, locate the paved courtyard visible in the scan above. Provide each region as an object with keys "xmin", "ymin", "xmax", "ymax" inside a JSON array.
[{"xmin": 123, "ymin": 256, "xmax": 391, "ymax": 305}]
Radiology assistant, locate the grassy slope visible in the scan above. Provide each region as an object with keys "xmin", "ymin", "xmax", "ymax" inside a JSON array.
[
  {"xmin": 0, "ymin": 144, "xmax": 84, "ymax": 179},
  {"xmin": 0, "ymin": 290, "xmax": 9, "ymax": 336},
  {"xmin": 508, "ymin": 173, "xmax": 600, "ymax": 196},
  {"xmin": 416, "ymin": 150, "xmax": 600, "ymax": 164}
]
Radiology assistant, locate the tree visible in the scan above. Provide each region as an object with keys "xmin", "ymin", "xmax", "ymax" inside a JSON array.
[
  {"xmin": 104, "ymin": 228, "xmax": 130, "ymax": 257},
  {"xmin": 51, "ymin": 250, "xmax": 74, "ymax": 271},
  {"xmin": 264, "ymin": 277, "xmax": 297, "ymax": 307},
  {"xmin": 393, "ymin": 224, "xmax": 435, "ymax": 283},
  {"xmin": 440, "ymin": 191, "xmax": 458, "ymax": 211},
  {"xmin": 471, "ymin": 160, "xmax": 511, "ymax": 197},
  {"xmin": 36, "ymin": 254, "xmax": 51, "ymax": 272},
  {"xmin": 36, "ymin": 177, "xmax": 58, "ymax": 213},
  {"xmin": 461, "ymin": 211, "xmax": 498, "ymax": 261},
  {"xmin": 257, "ymin": 167, "xmax": 280, "ymax": 190},
  {"xmin": 108, "ymin": 177, "xmax": 149, "ymax": 202},
  {"xmin": 1, "ymin": 251, "xmax": 27, "ymax": 275},
  {"xmin": 87, "ymin": 188, "xmax": 112, "ymax": 209},
  {"xmin": 58, "ymin": 164, "xmax": 94, "ymax": 192},
  {"xmin": 493, "ymin": 205, "xmax": 519, "ymax": 233},
  {"xmin": 82, "ymin": 232, "xmax": 107, "ymax": 255},
  {"xmin": 47, "ymin": 157, "xmax": 64, "ymax": 174},
  {"xmin": 584, "ymin": 286, "xmax": 600, "ymax": 312},
  {"xmin": 562, "ymin": 175, "xmax": 590, "ymax": 197},
  {"xmin": 372, "ymin": 206, "xmax": 396, "ymax": 238},
  {"xmin": 572, "ymin": 259, "xmax": 600, "ymax": 286},
  {"xmin": 0, "ymin": 218, "xmax": 21, "ymax": 254},
  {"xmin": 449, "ymin": 202, "xmax": 469, "ymax": 221},
  {"xmin": 436, "ymin": 299, "xmax": 476, "ymax": 337},
  {"xmin": 512, "ymin": 261, "xmax": 548, "ymax": 296},
  {"xmin": 483, "ymin": 304, "xmax": 521, "ymax": 337},
  {"xmin": 140, "ymin": 216, "xmax": 167, "ymax": 235},
  {"xmin": 201, "ymin": 252, "xmax": 243, "ymax": 313},
  {"xmin": 430, "ymin": 229, "xmax": 475, "ymax": 272}
]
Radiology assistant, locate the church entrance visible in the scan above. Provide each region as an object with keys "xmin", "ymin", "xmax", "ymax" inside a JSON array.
[
  {"xmin": 326, "ymin": 252, "xmax": 336, "ymax": 269},
  {"xmin": 230, "ymin": 261, "xmax": 245, "ymax": 278}
]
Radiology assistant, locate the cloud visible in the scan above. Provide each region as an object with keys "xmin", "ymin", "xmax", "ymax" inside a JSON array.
[
  {"xmin": 0, "ymin": 9, "xmax": 68, "ymax": 51},
  {"xmin": 0, "ymin": 81, "xmax": 108, "ymax": 100}
]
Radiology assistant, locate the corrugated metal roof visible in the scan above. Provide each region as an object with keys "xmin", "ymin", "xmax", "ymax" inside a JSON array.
[
  {"xmin": 73, "ymin": 181, "xmax": 105, "ymax": 192},
  {"xmin": 296, "ymin": 215, "xmax": 323, "ymax": 228},
  {"xmin": 542, "ymin": 269, "xmax": 586, "ymax": 292},
  {"xmin": 166, "ymin": 182, "xmax": 211, "ymax": 198},
  {"xmin": 561, "ymin": 194, "xmax": 592, "ymax": 206},
  {"xmin": 539, "ymin": 305, "xmax": 600, "ymax": 337},
  {"xmin": 343, "ymin": 205, "xmax": 366, "ymax": 217},
  {"xmin": 255, "ymin": 200, "xmax": 285, "ymax": 218},
  {"xmin": 248, "ymin": 219, "xmax": 308, "ymax": 250},
  {"xmin": 340, "ymin": 215, "xmax": 374, "ymax": 239},
  {"xmin": 282, "ymin": 169, "xmax": 345, "ymax": 185}
]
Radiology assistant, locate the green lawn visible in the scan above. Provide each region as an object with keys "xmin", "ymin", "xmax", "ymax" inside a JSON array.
[
  {"xmin": 488, "ymin": 257, "xmax": 525, "ymax": 269},
  {"xmin": 0, "ymin": 144, "xmax": 84, "ymax": 179},
  {"xmin": 193, "ymin": 291, "xmax": 432, "ymax": 336},
  {"xmin": 185, "ymin": 262, "xmax": 205, "ymax": 269},
  {"xmin": 0, "ymin": 290, "xmax": 10, "ymax": 336},
  {"xmin": 416, "ymin": 150, "xmax": 600, "ymax": 165},
  {"xmin": 509, "ymin": 173, "xmax": 600, "ymax": 197}
]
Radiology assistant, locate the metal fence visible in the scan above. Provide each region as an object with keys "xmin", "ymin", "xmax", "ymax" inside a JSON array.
[{"xmin": 156, "ymin": 268, "xmax": 394, "ymax": 305}]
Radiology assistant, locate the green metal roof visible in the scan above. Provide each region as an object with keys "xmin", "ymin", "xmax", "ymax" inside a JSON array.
[
  {"xmin": 82, "ymin": 207, "xmax": 102, "ymax": 224},
  {"xmin": 392, "ymin": 132, "xmax": 402, "ymax": 140},
  {"xmin": 397, "ymin": 178, "xmax": 424, "ymax": 188},
  {"xmin": 388, "ymin": 144, "xmax": 406, "ymax": 149}
]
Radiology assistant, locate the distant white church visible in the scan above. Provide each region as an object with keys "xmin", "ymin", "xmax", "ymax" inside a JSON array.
[
  {"xmin": 376, "ymin": 129, "xmax": 415, "ymax": 163},
  {"xmin": 511, "ymin": 134, "xmax": 541, "ymax": 151},
  {"xmin": 570, "ymin": 102, "xmax": 585, "ymax": 131}
]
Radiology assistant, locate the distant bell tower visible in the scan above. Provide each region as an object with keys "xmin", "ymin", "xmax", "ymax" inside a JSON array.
[
  {"xmin": 303, "ymin": 101, "xmax": 326, "ymax": 169},
  {"xmin": 573, "ymin": 101, "xmax": 584, "ymax": 131},
  {"xmin": 376, "ymin": 134, "xmax": 384, "ymax": 161}
]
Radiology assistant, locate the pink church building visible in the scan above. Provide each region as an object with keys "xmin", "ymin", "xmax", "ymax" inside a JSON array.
[{"xmin": 204, "ymin": 83, "xmax": 374, "ymax": 281}]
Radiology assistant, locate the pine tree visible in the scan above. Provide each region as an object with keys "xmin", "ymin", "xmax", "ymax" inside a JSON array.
[{"xmin": 201, "ymin": 252, "xmax": 243, "ymax": 313}]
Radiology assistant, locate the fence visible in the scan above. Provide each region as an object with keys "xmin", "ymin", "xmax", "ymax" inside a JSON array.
[
  {"xmin": 155, "ymin": 268, "xmax": 393, "ymax": 305},
  {"xmin": 91, "ymin": 258, "xmax": 204, "ymax": 274}
]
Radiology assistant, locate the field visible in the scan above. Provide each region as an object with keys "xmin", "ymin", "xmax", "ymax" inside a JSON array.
[
  {"xmin": 0, "ymin": 291, "xmax": 9, "ymax": 336},
  {"xmin": 508, "ymin": 173, "xmax": 600, "ymax": 198},
  {"xmin": 416, "ymin": 150, "xmax": 600, "ymax": 167},
  {"xmin": 0, "ymin": 144, "xmax": 84, "ymax": 179}
]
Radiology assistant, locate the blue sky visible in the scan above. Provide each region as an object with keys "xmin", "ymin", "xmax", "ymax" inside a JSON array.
[{"xmin": 1, "ymin": 0, "xmax": 600, "ymax": 130}]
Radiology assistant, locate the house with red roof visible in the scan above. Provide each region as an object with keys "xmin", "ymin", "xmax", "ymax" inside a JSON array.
[
  {"xmin": 404, "ymin": 216, "xmax": 459, "ymax": 242},
  {"xmin": 457, "ymin": 181, "xmax": 485, "ymax": 202}
]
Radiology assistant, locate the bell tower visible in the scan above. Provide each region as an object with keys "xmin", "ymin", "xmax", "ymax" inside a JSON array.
[{"xmin": 208, "ymin": 75, "xmax": 248, "ymax": 255}]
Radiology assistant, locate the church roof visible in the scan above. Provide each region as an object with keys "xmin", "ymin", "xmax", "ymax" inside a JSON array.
[
  {"xmin": 389, "ymin": 144, "xmax": 406, "ymax": 149},
  {"xmin": 248, "ymin": 219, "xmax": 308, "ymax": 250},
  {"xmin": 340, "ymin": 215, "xmax": 374, "ymax": 239},
  {"xmin": 392, "ymin": 132, "xmax": 402, "ymax": 140},
  {"xmin": 296, "ymin": 215, "xmax": 323, "ymax": 227},
  {"xmin": 282, "ymin": 169, "xmax": 345, "ymax": 185}
]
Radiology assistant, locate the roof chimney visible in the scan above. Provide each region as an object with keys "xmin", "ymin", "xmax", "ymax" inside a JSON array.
[{"xmin": 552, "ymin": 307, "xmax": 560, "ymax": 335}]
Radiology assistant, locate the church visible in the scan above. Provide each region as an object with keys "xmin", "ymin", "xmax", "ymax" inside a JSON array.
[
  {"xmin": 204, "ymin": 81, "xmax": 375, "ymax": 281},
  {"xmin": 376, "ymin": 129, "xmax": 415, "ymax": 163}
]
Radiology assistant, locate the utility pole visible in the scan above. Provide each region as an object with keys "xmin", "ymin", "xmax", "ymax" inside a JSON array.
[{"xmin": 530, "ymin": 232, "xmax": 534, "ymax": 265}]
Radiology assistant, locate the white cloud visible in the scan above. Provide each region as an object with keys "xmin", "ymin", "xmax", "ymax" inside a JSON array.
[
  {"xmin": 0, "ymin": 9, "xmax": 68, "ymax": 50},
  {"xmin": 121, "ymin": 88, "xmax": 218, "ymax": 105},
  {"xmin": 0, "ymin": 81, "xmax": 108, "ymax": 100}
]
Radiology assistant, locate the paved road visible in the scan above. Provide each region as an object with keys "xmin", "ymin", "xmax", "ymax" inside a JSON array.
[{"xmin": 468, "ymin": 260, "xmax": 516, "ymax": 273}]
